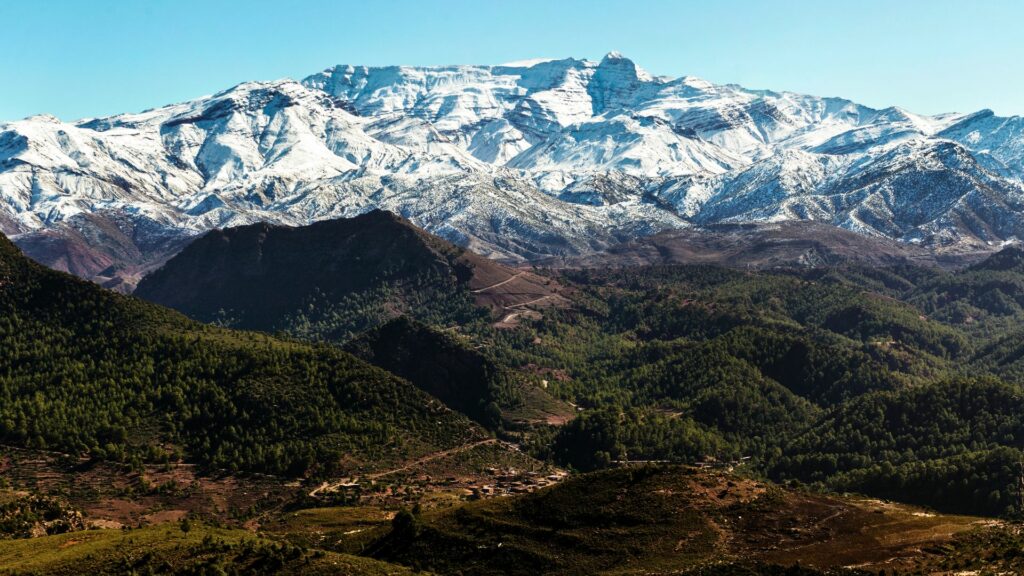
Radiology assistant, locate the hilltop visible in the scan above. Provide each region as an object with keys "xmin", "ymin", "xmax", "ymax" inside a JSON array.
[
  {"xmin": 134, "ymin": 209, "xmax": 564, "ymax": 339},
  {"xmin": 368, "ymin": 465, "xmax": 995, "ymax": 575}
]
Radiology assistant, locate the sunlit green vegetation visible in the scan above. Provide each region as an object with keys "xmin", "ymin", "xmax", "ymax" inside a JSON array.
[{"xmin": 0, "ymin": 235, "xmax": 482, "ymax": 477}]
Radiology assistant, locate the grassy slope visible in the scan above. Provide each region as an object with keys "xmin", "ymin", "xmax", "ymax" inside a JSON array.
[
  {"xmin": 0, "ymin": 522, "xmax": 414, "ymax": 576},
  {"xmin": 368, "ymin": 465, "xmax": 987, "ymax": 575},
  {"xmin": 263, "ymin": 506, "xmax": 394, "ymax": 556},
  {"xmin": 0, "ymin": 466, "xmax": 999, "ymax": 576}
]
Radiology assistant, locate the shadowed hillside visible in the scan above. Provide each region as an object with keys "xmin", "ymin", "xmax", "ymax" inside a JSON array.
[{"xmin": 134, "ymin": 210, "xmax": 564, "ymax": 340}]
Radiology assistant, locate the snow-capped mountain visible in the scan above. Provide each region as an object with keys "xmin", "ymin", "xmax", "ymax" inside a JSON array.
[{"xmin": 2, "ymin": 53, "xmax": 1023, "ymax": 287}]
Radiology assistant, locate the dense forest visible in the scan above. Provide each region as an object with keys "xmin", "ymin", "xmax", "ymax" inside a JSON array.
[
  {"xmin": 130, "ymin": 219, "xmax": 1024, "ymax": 517},
  {"xmin": 0, "ymin": 234, "xmax": 484, "ymax": 477},
  {"xmin": 469, "ymin": 249, "xmax": 1024, "ymax": 516},
  {"xmin": 14, "ymin": 213, "xmax": 1024, "ymax": 518},
  {"xmin": 343, "ymin": 317, "xmax": 528, "ymax": 430}
]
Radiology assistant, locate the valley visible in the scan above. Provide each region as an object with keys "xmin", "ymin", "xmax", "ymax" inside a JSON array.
[
  {"xmin": 3, "ymin": 212, "xmax": 1024, "ymax": 573},
  {"xmin": 5, "ymin": 1, "xmax": 1024, "ymax": 572}
]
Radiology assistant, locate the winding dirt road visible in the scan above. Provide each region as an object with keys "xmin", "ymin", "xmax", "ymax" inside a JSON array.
[
  {"xmin": 471, "ymin": 272, "xmax": 526, "ymax": 294},
  {"xmin": 309, "ymin": 438, "xmax": 500, "ymax": 497}
]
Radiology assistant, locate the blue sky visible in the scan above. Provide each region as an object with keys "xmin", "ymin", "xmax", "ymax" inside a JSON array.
[{"xmin": 2, "ymin": 0, "xmax": 1021, "ymax": 120}]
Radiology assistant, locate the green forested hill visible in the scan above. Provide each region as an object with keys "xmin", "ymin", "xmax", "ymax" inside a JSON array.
[
  {"xmin": 0, "ymin": 233, "xmax": 484, "ymax": 477},
  {"xmin": 477, "ymin": 257, "xmax": 1024, "ymax": 516},
  {"xmin": 133, "ymin": 210, "xmax": 490, "ymax": 341},
  {"xmin": 343, "ymin": 317, "xmax": 526, "ymax": 430},
  {"xmin": 46, "ymin": 210, "xmax": 1024, "ymax": 517},
  {"xmin": 772, "ymin": 377, "xmax": 1024, "ymax": 515}
]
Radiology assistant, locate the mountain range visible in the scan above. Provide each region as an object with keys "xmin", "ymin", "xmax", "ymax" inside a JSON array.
[{"xmin": 3, "ymin": 53, "xmax": 1024, "ymax": 288}]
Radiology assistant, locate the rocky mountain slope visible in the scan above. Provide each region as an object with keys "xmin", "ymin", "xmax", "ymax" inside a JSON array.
[
  {"xmin": 2, "ymin": 54, "xmax": 1023, "ymax": 286},
  {"xmin": 550, "ymin": 220, "xmax": 989, "ymax": 269}
]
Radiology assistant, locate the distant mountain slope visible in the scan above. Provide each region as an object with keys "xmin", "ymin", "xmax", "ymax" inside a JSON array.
[
  {"xmin": 548, "ymin": 220, "xmax": 967, "ymax": 269},
  {"xmin": 3, "ymin": 54, "xmax": 1023, "ymax": 284},
  {"xmin": 134, "ymin": 210, "xmax": 563, "ymax": 340},
  {"xmin": 11, "ymin": 212, "xmax": 194, "ymax": 292},
  {"xmin": 0, "ymin": 231, "xmax": 486, "ymax": 476}
]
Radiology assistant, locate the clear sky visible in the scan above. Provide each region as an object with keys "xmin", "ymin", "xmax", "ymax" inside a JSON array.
[{"xmin": 2, "ymin": 0, "xmax": 1021, "ymax": 121}]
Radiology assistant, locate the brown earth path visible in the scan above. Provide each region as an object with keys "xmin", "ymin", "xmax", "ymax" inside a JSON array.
[
  {"xmin": 470, "ymin": 272, "xmax": 526, "ymax": 293},
  {"xmin": 308, "ymin": 439, "xmax": 500, "ymax": 497}
]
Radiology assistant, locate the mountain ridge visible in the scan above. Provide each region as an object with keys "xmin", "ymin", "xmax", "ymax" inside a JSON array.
[{"xmin": 3, "ymin": 53, "xmax": 1024, "ymax": 286}]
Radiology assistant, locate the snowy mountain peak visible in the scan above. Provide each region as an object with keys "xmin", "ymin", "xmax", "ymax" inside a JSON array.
[
  {"xmin": 2, "ymin": 55, "xmax": 1024, "ymax": 288},
  {"xmin": 597, "ymin": 51, "xmax": 653, "ymax": 80},
  {"xmin": 23, "ymin": 114, "xmax": 63, "ymax": 124}
]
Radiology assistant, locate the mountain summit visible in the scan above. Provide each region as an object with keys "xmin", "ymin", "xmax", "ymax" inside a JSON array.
[{"xmin": 2, "ymin": 54, "xmax": 1024, "ymax": 285}]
